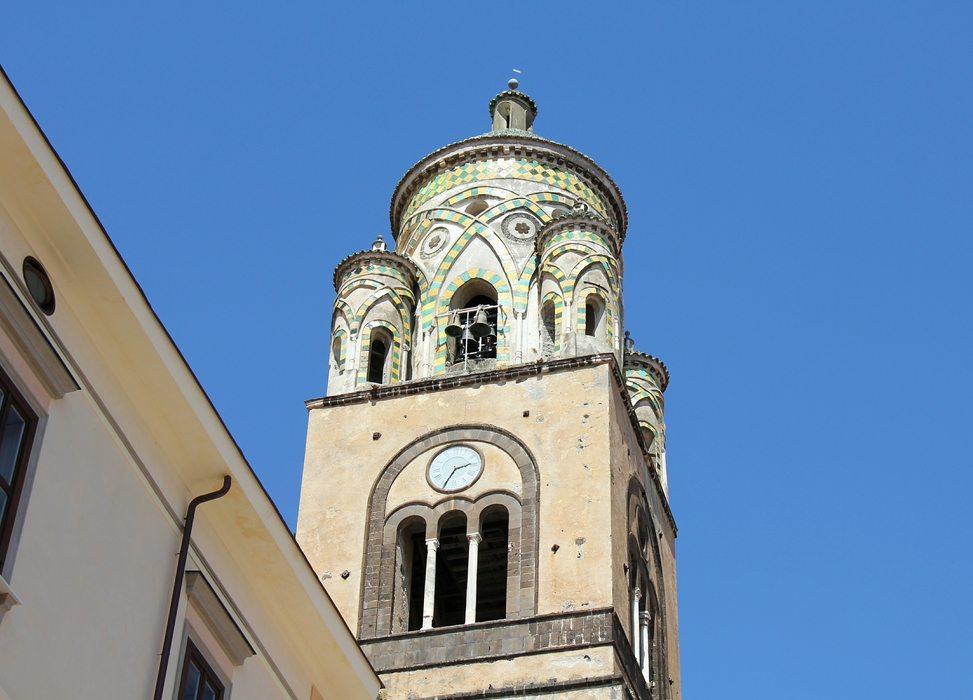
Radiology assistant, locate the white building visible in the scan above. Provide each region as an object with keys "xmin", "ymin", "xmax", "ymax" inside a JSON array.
[{"xmin": 0, "ymin": 66, "xmax": 381, "ymax": 700}]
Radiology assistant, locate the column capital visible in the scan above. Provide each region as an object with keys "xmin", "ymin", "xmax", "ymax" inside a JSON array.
[
  {"xmin": 640, "ymin": 611, "xmax": 652, "ymax": 622},
  {"xmin": 467, "ymin": 532, "xmax": 482, "ymax": 544},
  {"xmin": 633, "ymin": 587, "xmax": 642, "ymax": 600},
  {"xmin": 425, "ymin": 538, "xmax": 440, "ymax": 551}
]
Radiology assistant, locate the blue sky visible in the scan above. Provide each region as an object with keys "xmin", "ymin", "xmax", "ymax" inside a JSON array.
[{"xmin": 2, "ymin": 2, "xmax": 971, "ymax": 698}]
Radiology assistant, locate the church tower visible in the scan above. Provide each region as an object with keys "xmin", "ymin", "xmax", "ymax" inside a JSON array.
[{"xmin": 297, "ymin": 82, "xmax": 679, "ymax": 700}]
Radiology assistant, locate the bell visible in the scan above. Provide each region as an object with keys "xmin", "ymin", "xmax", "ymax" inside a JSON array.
[
  {"xmin": 444, "ymin": 312, "xmax": 464, "ymax": 338},
  {"xmin": 469, "ymin": 308, "xmax": 493, "ymax": 338}
]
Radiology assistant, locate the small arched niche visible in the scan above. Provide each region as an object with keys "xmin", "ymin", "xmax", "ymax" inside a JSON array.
[{"xmin": 465, "ymin": 199, "xmax": 489, "ymax": 217}]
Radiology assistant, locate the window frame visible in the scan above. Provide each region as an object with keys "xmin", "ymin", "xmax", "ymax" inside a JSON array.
[
  {"xmin": 0, "ymin": 365, "xmax": 38, "ymax": 572},
  {"xmin": 176, "ymin": 639, "xmax": 225, "ymax": 700}
]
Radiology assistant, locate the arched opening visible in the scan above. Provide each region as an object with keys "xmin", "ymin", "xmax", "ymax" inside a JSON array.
[
  {"xmin": 476, "ymin": 506, "xmax": 509, "ymax": 622},
  {"xmin": 585, "ymin": 293, "xmax": 606, "ymax": 338},
  {"xmin": 433, "ymin": 512, "xmax": 469, "ymax": 627},
  {"xmin": 331, "ymin": 334, "xmax": 343, "ymax": 371},
  {"xmin": 366, "ymin": 327, "xmax": 392, "ymax": 384},
  {"xmin": 447, "ymin": 281, "xmax": 499, "ymax": 365},
  {"xmin": 541, "ymin": 300, "xmax": 556, "ymax": 360},
  {"xmin": 392, "ymin": 518, "xmax": 427, "ymax": 633}
]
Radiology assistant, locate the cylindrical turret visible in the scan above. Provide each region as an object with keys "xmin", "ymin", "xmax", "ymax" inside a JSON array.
[
  {"xmin": 329, "ymin": 236, "xmax": 419, "ymax": 394},
  {"xmin": 623, "ymin": 340, "xmax": 670, "ymax": 494},
  {"xmin": 536, "ymin": 203, "xmax": 623, "ymax": 362}
]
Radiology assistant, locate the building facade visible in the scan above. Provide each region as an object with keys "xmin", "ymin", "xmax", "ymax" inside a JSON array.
[
  {"xmin": 0, "ymin": 67, "xmax": 381, "ymax": 700},
  {"xmin": 298, "ymin": 85, "xmax": 679, "ymax": 699}
]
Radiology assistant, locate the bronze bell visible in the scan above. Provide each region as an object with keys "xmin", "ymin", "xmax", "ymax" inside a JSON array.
[
  {"xmin": 444, "ymin": 312, "xmax": 464, "ymax": 337},
  {"xmin": 469, "ymin": 308, "xmax": 493, "ymax": 338}
]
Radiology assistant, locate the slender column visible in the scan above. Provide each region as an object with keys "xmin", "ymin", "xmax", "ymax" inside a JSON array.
[
  {"xmin": 515, "ymin": 311, "xmax": 524, "ymax": 363},
  {"xmin": 421, "ymin": 538, "xmax": 440, "ymax": 630},
  {"xmin": 465, "ymin": 533, "xmax": 482, "ymax": 624},
  {"xmin": 631, "ymin": 588, "xmax": 642, "ymax": 663},
  {"xmin": 640, "ymin": 610, "xmax": 652, "ymax": 680}
]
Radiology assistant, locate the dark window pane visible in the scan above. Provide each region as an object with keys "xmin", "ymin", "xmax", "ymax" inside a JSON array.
[
  {"xmin": 182, "ymin": 660, "xmax": 201, "ymax": 700},
  {"xmin": 0, "ymin": 489, "xmax": 7, "ymax": 524},
  {"xmin": 24, "ymin": 269, "xmax": 49, "ymax": 308},
  {"xmin": 202, "ymin": 681, "xmax": 218, "ymax": 700},
  {"xmin": 0, "ymin": 407, "xmax": 26, "ymax": 485}
]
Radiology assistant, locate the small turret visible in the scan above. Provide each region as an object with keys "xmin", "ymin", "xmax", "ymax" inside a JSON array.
[{"xmin": 489, "ymin": 88, "xmax": 537, "ymax": 132}]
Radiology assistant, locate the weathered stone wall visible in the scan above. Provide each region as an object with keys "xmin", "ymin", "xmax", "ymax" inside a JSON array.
[{"xmin": 297, "ymin": 362, "xmax": 618, "ymax": 629}]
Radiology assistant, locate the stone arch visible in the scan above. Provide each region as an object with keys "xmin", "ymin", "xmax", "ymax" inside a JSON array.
[
  {"xmin": 357, "ymin": 319, "xmax": 400, "ymax": 385},
  {"xmin": 359, "ymin": 424, "xmax": 540, "ymax": 638},
  {"xmin": 577, "ymin": 285, "xmax": 614, "ymax": 345}
]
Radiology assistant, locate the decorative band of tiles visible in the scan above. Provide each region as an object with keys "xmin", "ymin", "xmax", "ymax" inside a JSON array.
[
  {"xmin": 402, "ymin": 158, "xmax": 610, "ymax": 221},
  {"xmin": 338, "ymin": 262, "xmax": 416, "ymax": 293}
]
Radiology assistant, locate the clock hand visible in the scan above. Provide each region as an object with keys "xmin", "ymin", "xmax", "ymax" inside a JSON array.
[{"xmin": 442, "ymin": 463, "xmax": 472, "ymax": 488}]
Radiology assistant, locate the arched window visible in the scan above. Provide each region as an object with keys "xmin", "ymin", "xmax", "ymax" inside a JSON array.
[
  {"xmin": 433, "ymin": 513, "xmax": 468, "ymax": 628},
  {"xmin": 392, "ymin": 518, "xmax": 427, "ymax": 632},
  {"xmin": 331, "ymin": 334, "xmax": 343, "ymax": 372},
  {"xmin": 447, "ymin": 281, "xmax": 499, "ymax": 365},
  {"xmin": 541, "ymin": 300, "xmax": 556, "ymax": 360},
  {"xmin": 476, "ymin": 506, "xmax": 509, "ymax": 622},
  {"xmin": 366, "ymin": 327, "xmax": 392, "ymax": 384},
  {"xmin": 584, "ymin": 293, "xmax": 606, "ymax": 339},
  {"xmin": 363, "ymin": 429, "xmax": 539, "ymax": 640},
  {"xmin": 628, "ymin": 492, "xmax": 666, "ymax": 694}
]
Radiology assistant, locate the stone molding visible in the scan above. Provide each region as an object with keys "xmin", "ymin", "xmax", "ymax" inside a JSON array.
[
  {"xmin": 0, "ymin": 571, "xmax": 21, "ymax": 619},
  {"xmin": 360, "ymin": 608, "xmax": 655, "ymax": 700},
  {"xmin": 624, "ymin": 352, "xmax": 670, "ymax": 393},
  {"xmin": 332, "ymin": 248, "xmax": 420, "ymax": 294},
  {"xmin": 361, "ymin": 607, "xmax": 613, "ymax": 672},
  {"xmin": 359, "ymin": 424, "xmax": 539, "ymax": 638},
  {"xmin": 488, "ymin": 90, "xmax": 539, "ymax": 119},
  {"xmin": 185, "ymin": 571, "xmax": 255, "ymax": 666},
  {"xmin": 0, "ymin": 272, "xmax": 78, "ymax": 399}
]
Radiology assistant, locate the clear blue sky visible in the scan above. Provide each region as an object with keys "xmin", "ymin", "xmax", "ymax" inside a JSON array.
[{"xmin": 2, "ymin": 2, "xmax": 971, "ymax": 698}]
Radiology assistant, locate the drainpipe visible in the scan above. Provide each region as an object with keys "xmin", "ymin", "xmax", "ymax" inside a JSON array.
[{"xmin": 153, "ymin": 476, "xmax": 232, "ymax": 700}]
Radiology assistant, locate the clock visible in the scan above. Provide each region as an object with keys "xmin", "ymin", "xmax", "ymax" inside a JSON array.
[{"xmin": 428, "ymin": 445, "xmax": 483, "ymax": 492}]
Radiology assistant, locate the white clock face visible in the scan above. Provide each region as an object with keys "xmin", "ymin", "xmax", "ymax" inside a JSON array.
[{"xmin": 428, "ymin": 445, "xmax": 483, "ymax": 492}]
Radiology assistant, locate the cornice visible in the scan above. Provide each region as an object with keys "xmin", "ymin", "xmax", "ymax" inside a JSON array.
[
  {"xmin": 624, "ymin": 351, "xmax": 670, "ymax": 393},
  {"xmin": 306, "ymin": 353, "xmax": 676, "ymax": 534},
  {"xmin": 488, "ymin": 90, "xmax": 538, "ymax": 119},
  {"xmin": 389, "ymin": 132, "xmax": 628, "ymax": 242},
  {"xmin": 332, "ymin": 248, "xmax": 420, "ymax": 294}
]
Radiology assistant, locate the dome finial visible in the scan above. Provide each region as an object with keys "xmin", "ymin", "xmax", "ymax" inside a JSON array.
[
  {"xmin": 508, "ymin": 69, "xmax": 521, "ymax": 91},
  {"xmin": 371, "ymin": 235, "xmax": 387, "ymax": 252}
]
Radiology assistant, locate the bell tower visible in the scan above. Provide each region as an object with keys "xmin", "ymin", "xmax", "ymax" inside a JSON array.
[{"xmin": 298, "ymin": 82, "xmax": 680, "ymax": 700}]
